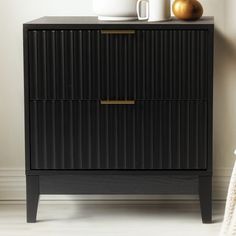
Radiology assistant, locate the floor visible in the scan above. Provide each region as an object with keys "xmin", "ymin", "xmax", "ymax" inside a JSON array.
[{"xmin": 0, "ymin": 201, "xmax": 224, "ymax": 236}]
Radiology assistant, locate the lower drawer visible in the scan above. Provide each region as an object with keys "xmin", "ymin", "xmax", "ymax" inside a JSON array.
[{"xmin": 29, "ymin": 100, "xmax": 208, "ymax": 170}]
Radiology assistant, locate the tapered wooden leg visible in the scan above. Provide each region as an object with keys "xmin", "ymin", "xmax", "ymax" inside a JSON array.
[
  {"xmin": 199, "ymin": 175, "xmax": 212, "ymax": 223},
  {"xmin": 26, "ymin": 175, "xmax": 39, "ymax": 223}
]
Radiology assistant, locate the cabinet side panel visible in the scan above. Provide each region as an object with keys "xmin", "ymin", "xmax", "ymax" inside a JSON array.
[
  {"xmin": 24, "ymin": 28, "xmax": 31, "ymax": 171},
  {"xmin": 207, "ymin": 27, "xmax": 214, "ymax": 173}
]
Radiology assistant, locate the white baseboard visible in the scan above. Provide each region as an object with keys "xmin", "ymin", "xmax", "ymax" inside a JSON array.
[{"xmin": 0, "ymin": 168, "xmax": 232, "ymax": 201}]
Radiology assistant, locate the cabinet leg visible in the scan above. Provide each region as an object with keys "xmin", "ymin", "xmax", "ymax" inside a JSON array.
[
  {"xmin": 26, "ymin": 175, "xmax": 39, "ymax": 223},
  {"xmin": 199, "ymin": 175, "xmax": 212, "ymax": 223}
]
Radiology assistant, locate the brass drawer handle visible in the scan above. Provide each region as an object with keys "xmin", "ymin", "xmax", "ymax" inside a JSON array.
[
  {"xmin": 100, "ymin": 100, "xmax": 135, "ymax": 105},
  {"xmin": 101, "ymin": 30, "xmax": 135, "ymax": 35}
]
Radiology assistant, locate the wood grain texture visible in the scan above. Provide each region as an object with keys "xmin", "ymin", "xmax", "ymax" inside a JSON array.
[
  {"xmin": 40, "ymin": 175, "xmax": 198, "ymax": 194},
  {"xmin": 24, "ymin": 16, "xmax": 214, "ymax": 26}
]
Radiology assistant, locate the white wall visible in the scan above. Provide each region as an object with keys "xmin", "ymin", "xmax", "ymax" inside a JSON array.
[{"xmin": 0, "ymin": 0, "xmax": 236, "ymax": 200}]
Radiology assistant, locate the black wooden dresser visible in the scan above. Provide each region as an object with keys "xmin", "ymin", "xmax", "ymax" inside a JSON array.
[{"xmin": 23, "ymin": 17, "xmax": 214, "ymax": 223}]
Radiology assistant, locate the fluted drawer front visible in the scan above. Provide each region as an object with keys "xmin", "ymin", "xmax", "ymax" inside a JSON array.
[
  {"xmin": 28, "ymin": 30, "xmax": 101, "ymax": 100},
  {"xmin": 30, "ymin": 101, "xmax": 207, "ymax": 170},
  {"xmin": 101, "ymin": 30, "xmax": 208, "ymax": 100},
  {"xmin": 28, "ymin": 29, "xmax": 209, "ymax": 100}
]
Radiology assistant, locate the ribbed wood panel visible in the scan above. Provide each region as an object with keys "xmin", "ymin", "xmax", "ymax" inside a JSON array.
[
  {"xmin": 28, "ymin": 29, "xmax": 208, "ymax": 100},
  {"xmin": 30, "ymin": 101, "xmax": 207, "ymax": 170},
  {"xmin": 28, "ymin": 30, "xmax": 101, "ymax": 100}
]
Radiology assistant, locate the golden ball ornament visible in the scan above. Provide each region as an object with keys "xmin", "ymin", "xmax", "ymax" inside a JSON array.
[{"xmin": 172, "ymin": 0, "xmax": 203, "ymax": 21}]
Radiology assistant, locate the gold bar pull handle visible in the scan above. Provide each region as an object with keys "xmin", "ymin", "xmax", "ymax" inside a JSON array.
[
  {"xmin": 101, "ymin": 30, "xmax": 135, "ymax": 35},
  {"xmin": 100, "ymin": 100, "xmax": 135, "ymax": 105}
]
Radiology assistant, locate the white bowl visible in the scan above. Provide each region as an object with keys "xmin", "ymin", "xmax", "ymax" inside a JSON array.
[{"xmin": 93, "ymin": 0, "xmax": 138, "ymax": 21}]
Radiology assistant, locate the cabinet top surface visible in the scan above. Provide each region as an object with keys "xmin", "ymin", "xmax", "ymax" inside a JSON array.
[{"xmin": 24, "ymin": 16, "xmax": 214, "ymax": 28}]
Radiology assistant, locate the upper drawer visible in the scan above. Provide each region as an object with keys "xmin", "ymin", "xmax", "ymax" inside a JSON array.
[{"xmin": 28, "ymin": 29, "xmax": 210, "ymax": 100}]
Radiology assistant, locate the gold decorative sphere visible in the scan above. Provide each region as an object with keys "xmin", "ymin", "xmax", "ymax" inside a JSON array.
[{"xmin": 172, "ymin": 0, "xmax": 203, "ymax": 21}]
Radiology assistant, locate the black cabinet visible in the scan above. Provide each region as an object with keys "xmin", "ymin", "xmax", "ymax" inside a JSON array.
[{"xmin": 24, "ymin": 17, "xmax": 214, "ymax": 223}]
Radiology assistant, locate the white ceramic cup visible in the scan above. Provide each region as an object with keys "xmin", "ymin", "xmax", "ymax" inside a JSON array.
[
  {"xmin": 93, "ymin": 0, "xmax": 138, "ymax": 21},
  {"xmin": 137, "ymin": 0, "xmax": 170, "ymax": 22}
]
